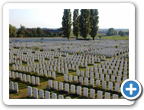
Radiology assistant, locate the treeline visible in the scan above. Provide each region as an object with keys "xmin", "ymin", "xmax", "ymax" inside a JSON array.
[
  {"xmin": 62, "ymin": 9, "xmax": 99, "ymax": 40},
  {"xmin": 106, "ymin": 28, "xmax": 129, "ymax": 37},
  {"xmin": 9, "ymin": 24, "xmax": 60, "ymax": 38}
]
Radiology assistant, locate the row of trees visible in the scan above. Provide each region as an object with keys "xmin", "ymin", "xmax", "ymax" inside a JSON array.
[
  {"xmin": 9, "ymin": 24, "xmax": 60, "ymax": 37},
  {"xmin": 106, "ymin": 28, "xmax": 128, "ymax": 37},
  {"xmin": 106, "ymin": 28, "xmax": 117, "ymax": 36},
  {"xmin": 62, "ymin": 9, "xmax": 99, "ymax": 40}
]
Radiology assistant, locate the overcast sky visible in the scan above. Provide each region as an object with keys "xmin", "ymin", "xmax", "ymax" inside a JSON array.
[{"xmin": 9, "ymin": 9, "xmax": 130, "ymax": 29}]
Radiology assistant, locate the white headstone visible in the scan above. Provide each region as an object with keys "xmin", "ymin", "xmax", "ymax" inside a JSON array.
[
  {"xmin": 36, "ymin": 77, "xmax": 40, "ymax": 86},
  {"xmin": 32, "ymin": 76, "xmax": 35, "ymax": 85},
  {"xmin": 90, "ymin": 78, "xmax": 94, "ymax": 87},
  {"xmin": 115, "ymin": 83, "xmax": 120, "ymax": 92},
  {"xmin": 65, "ymin": 83, "xmax": 69, "ymax": 93},
  {"xmin": 19, "ymin": 73, "xmax": 22, "ymax": 81},
  {"xmin": 64, "ymin": 74, "xmax": 68, "ymax": 82},
  {"xmin": 52, "ymin": 72, "xmax": 55, "ymax": 79},
  {"xmin": 117, "ymin": 76, "xmax": 121, "ymax": 83},
  {"xmin": 106, "ymin": 75, "xmax": 109, "ymax": 82},
  {"xmin": 96, "ymin": 80, "xmax": 100, "ymax": 87},
  {"xmin": 48, "ymin": 71, "xmax": 51, "ymax": 77},
  {"xmin": 12, "ymin": 71, "xmax": 15, "ymax": 79},
  {"xmin": 58, "ymin": 95, "xmax": 64, "ymax": 99},
  {"xmin": 84, "ymin": 78, "xmax": 88, "ymax": 86},
  {"xmin": 74, "ymin": 76, "xmax": 78, "ymax": 82},
  {"xmin": 52, "ymin": 93, "xmax": 57, "ymax": 99},
  {"xmin": 28, "ymin": 86, "xmax": 32, "ymax": 97},
  {"xmin": 90, "ymin": 89, "xmax": 95, "ymax": 99},
  {"xmin": 27, "ymin": 75, "xmax": 31, "ymax": 83},
  {"xmin": 33, "ymin": 88, "xmax": 38, "ymax": 99},
  {"xmin": 79, "ymin": 77, "xmax": 83, "ymax": 85},
  {"xmin": 100, "ymin": 74, "xmax": 104, "ymax": 81},
  {"xmin": 97, "ymin": 90, "xmax": 103, "ymax": 99},
  {"xmin": 86, "ymin": 71, "xmax": 89, "ymax": 78},
  {"xmin": 113, "ymin": 94, "xmax": 118, "ymax": 99},
  {"xmin": 104, "ymin": 92, "xmax": 110, "ymax": 99},
  {"xmin": 102, "ymin": 81, "xmax": 106, "ymax": 90},
  {"xmin": 83, "ymin": 87, "xmax": 88, "ymax": 97},
  {"xmin": 22, "ymin": 74, "xmax": 26, "ymax": 82},
  {"xmin": 111, "ymin": 75, "xmax": 115, "ymax": 82},
  {"xmin": 45, "ymin": 91, "xmax": 50, "ymax": 99},
  {"xmin": 76, "ymin": 70, "xmax": 80, "ymax": 76},
  {"xmin": 71, "ymin": 85, "xmax": 75, "ymax": 93},
  {"xmin": 39, "ymin": 89, "xmax": 44, "ymax": 99},
  {"xmin": 90, "ymin": 71, "xmax": 93, "ymax": 78},
  {"xmin": 59, "ymin": 82, "xmax": 63, "ymax": 90},
  {"xmin": 48, "ymin": 80, "xmax": 52, "ymax": 88},
  {"xmin": 77, "ymin": 86, "xmax": 81, "ymax": 95},
  {"xmin": 10, "ymin": 81, "xmax": 14, "ymax": 90}
]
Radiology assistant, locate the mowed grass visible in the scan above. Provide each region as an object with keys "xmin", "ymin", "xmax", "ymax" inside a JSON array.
[{"xmin": 69, "ymin": 33, "xmax": 129, "ymax": 40}]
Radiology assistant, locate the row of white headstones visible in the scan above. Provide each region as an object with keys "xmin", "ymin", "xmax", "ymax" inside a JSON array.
[
  {"xmin": 27, "ymin": 80, "xmax": 125, "ymax": 99},
  {"xmin": 9, "ymin": 81, "xmax": 18, "ymax": 93},
  {"xmin": 10, "ymin": 47, "xmax": 128, "ymax": 60},
  {"xmin": 10, "ymin": 55, "xmax": 128, "ymax": 70},
  {"xmin": 10, "ymin": 45, "xmax": 128, "ymax": 63},
  {"xmin": 12, "ymin": 59, "xmax": 127, "ymax": 79},
  {"xmin": 9, "ymin": 71, "xmax": 40, "ymax": 86},
  {"xmin": 64, "ymin": 74, "xmax": 122, "ymax": 92}
]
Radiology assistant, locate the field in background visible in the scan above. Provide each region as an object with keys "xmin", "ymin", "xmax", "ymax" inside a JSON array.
[{"xmin": 69, "ymin": 33, "xmax": 129, "ymax": 40}]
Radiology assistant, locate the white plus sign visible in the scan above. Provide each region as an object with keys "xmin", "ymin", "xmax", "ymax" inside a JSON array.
[{"xmin": 126, "ymin": 83, "xmax": 137, "ymax": 95}]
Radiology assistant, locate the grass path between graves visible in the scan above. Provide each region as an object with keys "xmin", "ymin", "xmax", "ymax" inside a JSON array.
[{"xmin": 9, "ymin": 54, "xmax": 129, "ymax": 99}]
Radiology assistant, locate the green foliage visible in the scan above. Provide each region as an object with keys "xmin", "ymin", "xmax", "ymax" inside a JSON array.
[
  {"xmin": 9, "ymin": 24, "xmax": 18, "ymax": 37},
  {"xmin": 34, "ymin": 46, "xmax": 40, "ymax": 50},
  {"xmin": 17, "ymin": 24, "xmax": 27, "ymax": 37},
  {"xmin": 118, "ymin": 31, "xmax": 125, "ymax": 37},
  {"xmin": 73, "ymin": 9, "xmax": 80, "ymax": 40},
  {"xmin": 62, "ymin": 9, "xmax": 72, "ymax": 40},
  {"xmin": 76, "ymin": 52, "xmax": 81, "ymax": 55},
  {"xmin": 18, "ymin": 34, "xmax": 23, "ymax": 37},
  {"xmin": 53, "ymin": 33, "xmax": 58, "ymax": 37},
  {"xmin": 71, "ymin": 43, "xmax": 73, "ymax": 45},
  {"xmin": 115, "ymin": 45, "xmax": 118, "ymax": 48},
  {"xmin": 31, "ymin": 28, "xmax": 38, "ymax": 37},
  {"xmin": 79, "ymin": 9, "xmax": 90, "ymax": 40},
  {"xmin": 36, "ymin": 27, "xmax": 46, "ymax": 37},
  {"xmin": 106, "ymin": 28, "xmax": 117, "ymax": 36},
  {"xmin": 90, "ymin": 9, "xmax": 99, "ymax": 40}
]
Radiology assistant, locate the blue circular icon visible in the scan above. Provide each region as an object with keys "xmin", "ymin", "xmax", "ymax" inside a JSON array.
[
  {"xmin": 123, "ymin": 81, "xmax": 139, "ymax": 97},
  {"xmin": 121, "ymin": 79, "xmax": 142, "ymax": 100}
]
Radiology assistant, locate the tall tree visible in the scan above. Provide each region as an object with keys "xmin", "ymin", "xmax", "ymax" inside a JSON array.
[
  {"xmin": 62, "ymin": 9, "xmax": 72, "ymax": 40},
  {"xmin": 17, "ymin": 24, "xmax": 27, "ymax": 37},
  {"xmin": 31, "ymin": 28, "xmax": 38, "ymax": 37},
  {"xmin": 79, "ymin": 9, "xmax": 90, "ymax": 40},
  {"xmin": 9, "ymin": 24, "xmax": 17, "ymax": 37},
  {"xmin": 36, "ymin": 27, "xmax": 45, "ymax": 37},
  {"xmin": 106, "ymin": 28, "xmax": 115, "ymax": 36},
  {"xmin": 73, "ymin": 9, "xmax": 80, "ymax": 40},
  {"xmin": 90, "ymin": 9, "xmax": 99, "ymax": 40}
]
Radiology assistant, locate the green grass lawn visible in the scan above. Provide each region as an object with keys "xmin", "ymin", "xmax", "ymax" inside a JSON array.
[{"xmin": 69, "ymin": 33, "xmax": 129, "ymax": 40}]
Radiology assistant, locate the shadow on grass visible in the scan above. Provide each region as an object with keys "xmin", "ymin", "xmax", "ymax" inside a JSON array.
[{"xmin": 63, "ymin": 81, "xmax": 81, "ymax": 86}]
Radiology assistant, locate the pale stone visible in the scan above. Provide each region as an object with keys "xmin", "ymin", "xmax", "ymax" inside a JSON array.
[
  {"xmin": 77, "ymin": 86, "xmax": 81, "ymax": 95},
  {"xmin": 83, "ymin": 87, "xmax": 88, "ymax": 97},
  {"xmin": 90, "ymin": 89, "xmax": 95, "ymax": 99},
  {"xmin": 45, "ymin": 91, "xmax": 50, "ymax": 99},
  {"xmin": 71, "ymin": 85, "xmax": 75, "ymax": 93},
  {"xmin": 65, "ymin": 83, "xmax": 69, "ymax": 92}
]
